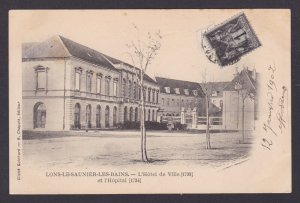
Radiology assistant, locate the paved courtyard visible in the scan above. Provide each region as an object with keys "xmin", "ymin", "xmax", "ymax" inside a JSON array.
[{"xmin": 22, "ymin": 130, "xmax": 253, "ymax": 170}]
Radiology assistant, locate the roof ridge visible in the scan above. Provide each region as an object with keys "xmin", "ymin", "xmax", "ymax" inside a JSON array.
[
  {"xmin": 57, "ymin": 35, "xmax": 72, "ymax": 57},
  {"xmin": 155, "ymin": 76, "xmax": 200, "ymax": 85}
]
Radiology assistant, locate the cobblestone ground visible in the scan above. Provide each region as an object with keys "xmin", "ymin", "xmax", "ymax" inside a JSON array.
[{"xmin": 22, "ymin": 130, "xmax": 253, "ymax": 170}]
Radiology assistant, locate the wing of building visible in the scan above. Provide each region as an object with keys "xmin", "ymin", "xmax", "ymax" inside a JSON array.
[
  {"xmin": 222, "ymin": 68, "xmax": 258, "ymax": 130},
  {"xmin": 22, "ymin": 35, "xmax": 159, "ymax": 130}
]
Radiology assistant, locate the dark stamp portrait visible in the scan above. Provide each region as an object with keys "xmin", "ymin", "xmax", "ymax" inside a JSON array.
[{"xmin": 204, "ymin": 13, "xmax": 261, "ymax": 66}]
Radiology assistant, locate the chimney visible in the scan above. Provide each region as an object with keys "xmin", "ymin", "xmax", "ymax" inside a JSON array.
[{"xmin": 252, "ymin": 68, "xmax": 256, "ymax": 80}]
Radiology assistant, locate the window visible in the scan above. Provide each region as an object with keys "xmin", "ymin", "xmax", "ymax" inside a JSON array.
[
  {"xmin": 34, "ymin": 65, "xmax": 49, "ymax": 91},
  {"xmin": 86, "ymin": 74, "xmax": 92, "ymax": 92},
  {"xmin": 113, "ymin": 79, "xmax": 118, "ymax": 97},
  {"xmin": 167, "ymin": 98, "xmax": 170, "ymax": 105},
  {"xmin": 74, "ymin": 67, "xmax": 82, "ymax": 91},
  {"xmin": 96, "ymin": 74, "xmax": 102, "ymax": 94},
  {"xmin": 164, "ymin": 87, "xmax": 170, "ymax": 93},
  {"xmin": 177, "ymin": 99, "xmax": 180, "ymax": 106},
  {"xmin": 212, "ymin": 91, "xmax": 218, "ymax": 97},
  {"xmin": 37, "ymin": 71, "xmax": 46, "ymax": 89},
  {"xmin": 162, "ymin": 98, "xmax": 165, "ymax": 105},
  {"xmin": 152, "ymin": 90, "xmax": 155, "ymax": 102},
  {"xmin": 184, "ymin": 89, "xmax": 189, "ymax": 95},
  {"xmin": 172, "ymin": 99, "xmax": 174, "ymax": 105},
  {"xmin": 174, "ymin": 88, "xmax": 180, "ymax": 94},
  {"xmin": 133, "ymin": 82, "xmax": 137, "ymax": 99},
  {"xmin": 123, "ymin": 79, "xmax": 126, "ymax": 98},
  {"xmin": 75, "ymin": 72, "xmax": 80, "ymax": 90},
  {"xmin": 138, "ymin": 85, "xmax": 141, "ymax": 100},
  {"xmin": 193, "ymin": 90, "xmax": 198, "ymax": 96},
  {"xmin": 105, "ymin": 76, "xmax": 111, "ymax": 96},
  {"xmin": 128, "ymin": 81, "xmax": 132, "ymax": 98},
  {"xmin": 148, "ymin": 88, "xmax": 151, "ymax": 102},
  {"xmin": 143, "ymin": 87, "xmax": 146, "ymax": 101}
]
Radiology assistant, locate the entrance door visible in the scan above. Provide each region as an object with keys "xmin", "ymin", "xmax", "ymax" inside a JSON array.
[
  {"xmin": 34, "ymin": 103, "xmax": 46, "ymax": 128},
  {"xmin": 74, "ymin": 103, "xmax": 81, "ymax": 129},
  {"xmin": 105, "ymin": 106, "xmax": 110, "ymax": 128}
]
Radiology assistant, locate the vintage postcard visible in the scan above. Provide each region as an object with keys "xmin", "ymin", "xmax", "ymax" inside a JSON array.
[{"xmin": 9, "ymin": 9, "xmax": 291, "ymax": 194}]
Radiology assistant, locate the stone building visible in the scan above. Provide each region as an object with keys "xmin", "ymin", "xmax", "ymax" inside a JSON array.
[
  {"xmin": 155, "ymin": 77, "xmax": 205, "ymax": 122},
  {"xmin": 198, "ymin": 82, "xmax": 230, "ymax": 116},
  {"xmin": 222, "ymin": 68, "xmax": 258, "ymax": 130},
  {"xmin": 22, "ymin": 35, "xmax": 159, "ymax": 130}
]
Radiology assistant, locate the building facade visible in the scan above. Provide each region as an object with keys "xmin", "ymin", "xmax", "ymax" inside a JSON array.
[
  {"xmin": 155, "ymin": 77, "xmax": 205, "ymax": 122},
  {"xmin": 222, "ymin": 68, "xmax": 258, "ymax": 130},
  {"xmin": 22, "ymin": 36, "xmax": 159, "ymax": 130}
]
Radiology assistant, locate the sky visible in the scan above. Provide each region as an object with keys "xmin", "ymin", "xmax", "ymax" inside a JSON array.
[{"xmin": 12, "ymin": 9, "xmax": 290, "ymax": 83}]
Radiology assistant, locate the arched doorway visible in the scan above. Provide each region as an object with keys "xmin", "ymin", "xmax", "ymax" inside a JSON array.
[
  {"xmin": 74, "ymin": 103, "xmax": 81, "ymax": 129},
  {"xmin": 33, "ymin": 102, "xmax": 46, "ymax": 128},
  {"xmin": 105, "ymin": 106, "xmax": 110, "ymax": 128},
  {"xmin": 152, "ymin": 109, "xmax": 155, "ymax": 121},
  {"xmin": 86, "ymin": 104, "xmax": 91, "ymax": 128},
  {"xmin": 148, "ymin": 109, "xmax": 151, "ymax": 121},
  {"xmin": 113, "ymin": 106, "xmax": 117, "ymax": 127},
  {"xmin": 129, "ymin": 107, "xmax": 133, "ymax": 122},
  {"xmin": 135, "ymin": 107, "xmax": 138, "ymax": 122},
  {"xmin": 124, "ymin": 106, "xmax": 128, "ymax": 122},
  {"xmin": 96, "ymin": 105, "xmax": 101, "ymax": 128}
]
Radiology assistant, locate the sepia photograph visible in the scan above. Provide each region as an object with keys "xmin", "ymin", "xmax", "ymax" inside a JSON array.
[{"xmin": 9, "ymin": 9, "xmax": 291, "ymax": 194}]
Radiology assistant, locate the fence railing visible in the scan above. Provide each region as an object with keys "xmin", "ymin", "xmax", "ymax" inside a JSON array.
[{"xmin": 197, "ymin": 116, "xmax": 222, "ymax": 125}]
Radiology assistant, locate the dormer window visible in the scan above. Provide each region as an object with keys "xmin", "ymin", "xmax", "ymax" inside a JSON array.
[
  {"xmin": 212, "ymin": 91, "xmax": 218, "ymax": 97},
  {"xmin": 164, "ymin": 87, "xmax": 170, "ymax": 94},
  {"xmin": 184, "ymin": 89, "xmax": 189, "ymax": 95},
  {"xmin": 174, "ymin": 88, "xmax": 180, "ymax": 94},
  {"xmin": 193, "ymin": 90, "xmax": 198, "ymax": 96}
]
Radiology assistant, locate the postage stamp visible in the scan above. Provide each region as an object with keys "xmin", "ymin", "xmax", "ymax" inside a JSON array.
[{"xmin": 203, "ymin": 12, "xmax": 261, "ymax": 66}]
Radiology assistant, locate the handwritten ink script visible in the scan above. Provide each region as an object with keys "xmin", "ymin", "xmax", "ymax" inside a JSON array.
[{"xmin": 262, "ymin": 65, "xmax": 288, "ymax": 150}]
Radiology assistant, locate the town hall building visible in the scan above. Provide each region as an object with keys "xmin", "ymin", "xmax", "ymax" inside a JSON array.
[{"xmin": 22, "ymin": 35, "xmax": 160, "ymax": 130}]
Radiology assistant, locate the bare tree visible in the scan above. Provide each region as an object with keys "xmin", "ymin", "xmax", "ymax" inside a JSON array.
[
  {"xmin": 200, "ymin": 69, "xmax": 217, "ymax": 149},
  {"xmin": 126, "ymin": 25, "xmax": 162, "ymax": 162},
  {"xmin": 234, "ymin": 68, "xmax": 256, "ymax": 143}
]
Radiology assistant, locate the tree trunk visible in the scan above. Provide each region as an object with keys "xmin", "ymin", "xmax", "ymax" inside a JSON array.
[
  {"xmin": 206, "ymin": 95, "xmax": 211, "ymax": 149},
  {"xmin": 140, "ymin": 72, "xmax": 149, "ymax": 162},
  {"xmin": 241, "ymin": 98, "xmax": 245, "ymax": 144}
]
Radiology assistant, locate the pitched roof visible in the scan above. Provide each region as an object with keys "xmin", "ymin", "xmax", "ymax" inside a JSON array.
[
  {"xmin": 22, "ymin": 36, "xmax": 70, "ymax": 58},
  {"xmin": 102, "ymin": 53, "xmax": 157, "ymax": 84},
  {"xmin": 59, "ymin": 36, "xmax": 117, "ymax": 70},
  {"xmin": 155, "ymin": 77, "xmax": 204, "ymax": 96},
  {"xmin": 199, "ymin": 81, "xmax": 230, "ymax": 97},
  {"xmin": 224, "ymin": 68, "xmax": 257, "ymax": 92},
  {"xmin": 22, "ymin": 35, "xmax": 157, "ymax": 83}
]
